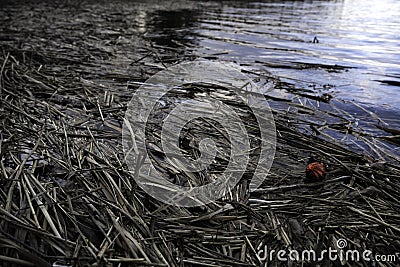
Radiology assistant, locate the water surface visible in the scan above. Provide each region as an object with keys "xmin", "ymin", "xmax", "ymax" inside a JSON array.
[{"xmin": 1, "ymin": 0, "xmax": 399, "ymax": 155}]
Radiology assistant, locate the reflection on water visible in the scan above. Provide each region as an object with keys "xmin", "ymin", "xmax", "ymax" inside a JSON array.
[
  {"xmin": 145, "ymin": 9, "xmax": 201, "ymax": 47},
  {"xmin": 141, "ymin": 0, "xmax": 399, "ymax": 110},
  {"xmin": 138, "ymin": 0, "xmax": 400, "ymax": 154},
  {"xmin": 1, "ymin": 0, "xmax": 398, "ymax": 135}
]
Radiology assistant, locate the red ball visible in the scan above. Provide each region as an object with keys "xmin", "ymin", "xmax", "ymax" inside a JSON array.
[{"xmin": 305, "ymin": 162, "xmax": 326, "ymax": 182}]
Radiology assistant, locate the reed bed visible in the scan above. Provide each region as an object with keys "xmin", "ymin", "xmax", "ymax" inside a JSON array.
[{"xmin": 1, "ymin": 2, "xmax": 400, "ymax": 267}]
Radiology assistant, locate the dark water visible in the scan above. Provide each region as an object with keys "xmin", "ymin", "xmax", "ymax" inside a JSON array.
[
  {"xmin": 145, "ymin": 0, "xmax": 400, "ymax": 109},
  {"xmin": 138, "ymin": 0, "xmax": 400, "ymax": 154},
  {"xmin": 2, "ymin": 0, "xmax": 399, "ymax": 111},
  {"xmin": 1, "ymin": 0, "xmax": 399, "ymax": 155}
]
